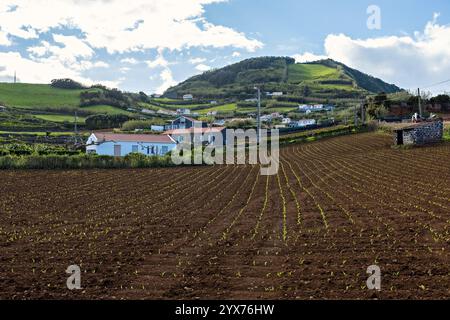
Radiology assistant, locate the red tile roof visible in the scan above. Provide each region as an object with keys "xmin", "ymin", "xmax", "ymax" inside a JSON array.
[
  {"xmin": 165, "ymin": 127, "xmax": 226, "ymax": 135},
  {"xmin": 93, "ymin": 133, "xmax": 175, "ymax": 144}
]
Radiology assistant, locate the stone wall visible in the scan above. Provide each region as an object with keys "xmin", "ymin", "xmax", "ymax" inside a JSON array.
[
  {"xmin": 395, "ymin": 120, "xmax": 443, "ymax": 146},
  {"xmin": 412, "ymin": 120, "xmax": 443, "ymax": 145}
]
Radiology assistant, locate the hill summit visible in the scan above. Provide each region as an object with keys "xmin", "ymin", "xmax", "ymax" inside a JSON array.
[{"xmin": 164, "ymin": 57, "xmax": 402, "ymax": 101}]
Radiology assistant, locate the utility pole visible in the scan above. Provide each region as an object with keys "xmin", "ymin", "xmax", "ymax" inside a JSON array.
[
  {"xmin": 14, "ymin": 71, "xmax": 16, "ymax": 84},
  {"xmin": 74, "ymin": 111, "xmax": 79, "ymax": 145},
  {"xmin": 360, "ymin": 99, "xmax": 365, "ymax": 125},
  {"xmin": 417, "ymin": 88, "xmax": 423, "ymax": 119},
  {"xmin": 255, "ymin": 86, "xmax": 261, "ymax": 144},
  {"xmin": 354, "ymin": 104, "xmax": 359, "ymax": 126}
]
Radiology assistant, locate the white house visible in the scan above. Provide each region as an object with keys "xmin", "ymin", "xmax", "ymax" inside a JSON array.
[
  {"xmin": 267, "ymin": 92, "xmax": 283, "ymax": 97},
  {"xmin": 86, "ymin": 133, "xmax": 177, "ymax": 157},
  {"xmin": 165, "ymin": 127, "xmax": 226, "ymax": 145},
  {"xmin": 183, "ymin": 94, "xmax": 194, "ymax": 101},
  {"xmin": 141, "ymin": 108, "xmax": 156, "ymax": 115},
  {"xmin": 151, "ymin": 125, "xmax": 165, "ymax": 132},
  {"xmin": 282, "ymin": 118, "xmax": 292, "ymax": 125},
  {"xmin": 177, "ymin": 108, "xmax": 191, "ymax": 115},
  {"xmin": 0, "ymin": 105, "xmax": 6, "ymax": 112},
  {"xmin": 289, "ymin": 119, "xmax": 317, "ymax": 128},
  {"xmin": 299, "ymin": 104, "xmax": 335, "ymax": 113}
]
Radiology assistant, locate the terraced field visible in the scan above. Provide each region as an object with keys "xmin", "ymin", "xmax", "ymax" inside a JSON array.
[{"xmin": 0, "ymin": 132, "xmax": 449, "ymax": 299}]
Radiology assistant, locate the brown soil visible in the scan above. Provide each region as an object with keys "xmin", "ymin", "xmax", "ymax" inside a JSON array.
[{"xmin": 0, "ymin": 132, "xmax": 449, "ymax": 300}]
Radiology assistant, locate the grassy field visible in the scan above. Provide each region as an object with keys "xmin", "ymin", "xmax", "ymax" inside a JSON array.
[
  {"xmin": 0, "ymin": 83, "xmax": 86, "ymax": 109},
  {"xmin": 34, "ymin": 114, "xmax": 87, "ymax": 124},
  {"xmin": 265, "ymin": 107, "xmax": 298, "ymax": 113},
  {"xmin": 80, "ymin": 105, "xmax": 133, "ymax": 115},
  {"xmin": 288, "ymin": 64, "xmax": 341, "ymax": 84},
  {"xmin": 198, "ymin": 103, "xmax": 238, "ymax": 115},
  {"xmin": 0, "ymin": 131, "xmax": 77, "ymax": 136}
]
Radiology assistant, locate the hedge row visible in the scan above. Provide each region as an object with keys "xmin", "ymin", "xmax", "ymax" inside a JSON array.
[
  {"xmin": 0, "ymin": 153, "xmax": 175, "ymax": 170},
  {"xmin": 279, "ymin": 125, "xmax": 372, "ymax": 146}
]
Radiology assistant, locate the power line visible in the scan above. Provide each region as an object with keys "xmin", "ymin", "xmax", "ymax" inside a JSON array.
[{"xmin": 421, "ymin": 78, "xmax": 450, "ymax": 90}]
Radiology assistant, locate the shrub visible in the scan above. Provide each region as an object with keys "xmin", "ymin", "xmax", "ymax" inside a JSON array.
[
  {"xmin": 51, "ymin": 78, "xmax": 86, "ymax": 90},
  {"xmin": 121, "ymin": 119, "xmax": 165, "ymax": 131},
  {"xmin": 85, "ymin": 114, "xmax": 131, "ymax": 130}
]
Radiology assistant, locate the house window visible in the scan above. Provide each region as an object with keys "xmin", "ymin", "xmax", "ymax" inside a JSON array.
[{"xmin": 132, "ymin": 145, "xmax": 139, "ymax": 153}]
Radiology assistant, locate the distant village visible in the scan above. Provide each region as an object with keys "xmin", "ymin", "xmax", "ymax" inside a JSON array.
[{"xmin": 85, "ymin": 91, "xmax": 336, "ymax": 157}]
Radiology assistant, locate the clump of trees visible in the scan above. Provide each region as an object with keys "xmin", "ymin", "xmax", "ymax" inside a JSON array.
[
  {"xmin": 85, "ymin": 114, "xmax": 131, "ymax": 130},
  {"xmin": 226, "ymin": 119, "xmax": 256, "ymax": 129},
  {"xmin": 429, "ymin": 94, "xmax": 450, "ymax": 111},
  {"xmin": 80, "ymin": 88, "xmax": 132, "ymax": 108},
  {"xmin": 366, "ymin": 93, "xmax": 390, "ymax": 119},
  {"xmin": 0, "ymin": 143, "xmax": 82, "ymax": 156},
  {"xmin": 51, "ymin": 79, "xmax": 86, "ymax": 90},
  {"xmin": 121, "ymin": 118, "xmax": 165, "ymax": 131}
]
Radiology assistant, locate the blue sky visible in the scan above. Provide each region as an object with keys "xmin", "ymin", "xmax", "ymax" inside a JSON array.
[{"xmin": 1, "ymin": 0, "xmax": 450, "ymax": 94}]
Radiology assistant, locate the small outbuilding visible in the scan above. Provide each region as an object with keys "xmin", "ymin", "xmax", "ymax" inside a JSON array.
[{"xmin": 393, "ymin": 119, "xmax": 443, "ymax": 146}]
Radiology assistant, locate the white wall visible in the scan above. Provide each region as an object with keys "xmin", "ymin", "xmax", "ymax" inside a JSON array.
[{"xmin": 86, "ymin": 134, "xmax": 176, "ymax": 157}]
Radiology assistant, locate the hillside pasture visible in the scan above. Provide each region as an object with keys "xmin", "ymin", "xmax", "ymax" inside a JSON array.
[
  {"xmin": 0, "ymin": 83, "xmax": 85, "ymax": 109},
  {"xmin": 34, "ymin": 114, "xmax": 87, "ymax": 124},
  {"xmin": 288, "ymin": 64, "xmax": 341, "ymax": 84},
  {"xmin": 80, "ymin": 105, "xmax": 133, "ymax": 116}
]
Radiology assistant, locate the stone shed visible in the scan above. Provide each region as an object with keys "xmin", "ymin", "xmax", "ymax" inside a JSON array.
[{"xmin": 393, "ymin": 119, "xmax": 444, "ymax": 146}]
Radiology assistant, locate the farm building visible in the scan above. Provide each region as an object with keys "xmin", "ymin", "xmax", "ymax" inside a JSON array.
[
  {"xmin": 165, "ymin": 127, "xmax": 227, "ymax": 145},
  {"xmin": 183, "ymin": 94, "xmax": 194, "ymax": 101},
  {"xmin": 289, "ymin": 119, "xmax": 317, "ymax": 128},
  {"xmin": 393, "ymin": 119, "xmax": 444, "ymax": 146},
  {"xmin": 86, "ymin": 133, "xmax": 177, "ymax": 157},
  {"xmin": 166, "ymin": 116, "xmax": 207, "ymax": 131},
  {"xmin": 177, "ymin": 108, "xmax": 191, "ymax": 115}
]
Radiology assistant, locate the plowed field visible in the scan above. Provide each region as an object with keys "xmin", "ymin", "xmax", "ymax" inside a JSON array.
[{"xmin": 1, "ymin": 132, "xmax": 449, "ymax": 299}]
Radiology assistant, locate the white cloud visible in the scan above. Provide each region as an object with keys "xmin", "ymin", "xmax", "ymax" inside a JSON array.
[
  {"xmin": 293, "ymin": 52, "xmax": 327, "ymax": 63},
  {"xmin": 156, "ymin": 68, "xmax": 177, "ymax": 94},
  {"xmin": 324, "ymin": 15, "xmax": 450, "ymax": 93},
  {"xmin": 0, "ymin": 0, "xmax": 262, "ymax": 53},
  {"xmin": 189, "ymin": 57, "xmax": 207, "ymax": 64},
  {"xmin": 195, "ymin": 63, "xmax": 211, "ymax": 72},
  {"xmin": 0, "ymin": 28, "xmax": 11, "ymax": 46},
  {"xmin": 147, "ymin": 53, "xmax": 170, "ymax": 69},
  {"xmin": 0, "ymin": 0, "xmax": 263, "ymax": 92},
  {"xmin": 0, "ymin": 51, "xmax": 116, "ymax": 87},
  {"xmin": 291, "ymin": 15, "xmax": 450, "ymax": 94},
  {"xmin": 91, "ymin": 61, "xmax": 109, "ymax": 69},
  {"xmin": 232, "ymin": 51, "xmax": 241, "ymax": 57},
  {"xmin": 121, "ymin": 58, "xmax": 139, "ymax": 65},
  {"xmin": 120, "ymin": 67, "xmax": 131, "ymax": 74},
  {"xmin": 52, "ymin": 34, "xmax": 94, "ymax": 59},
  {"xmin": 27, "ymin": 34, "xmax": 95, "ymax": 68}
]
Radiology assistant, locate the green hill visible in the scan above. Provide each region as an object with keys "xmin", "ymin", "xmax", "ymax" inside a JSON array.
[
  {"xmin": 0, "ymin": 83, "xmax": 84, "ymax": 109},
  {"xmin": 0, "ymin": 83, "xmax": 138, "ymax": 132},
  {"xmin": 164, "ymin": 57, "xmax": 402, "ymax": 100}
]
